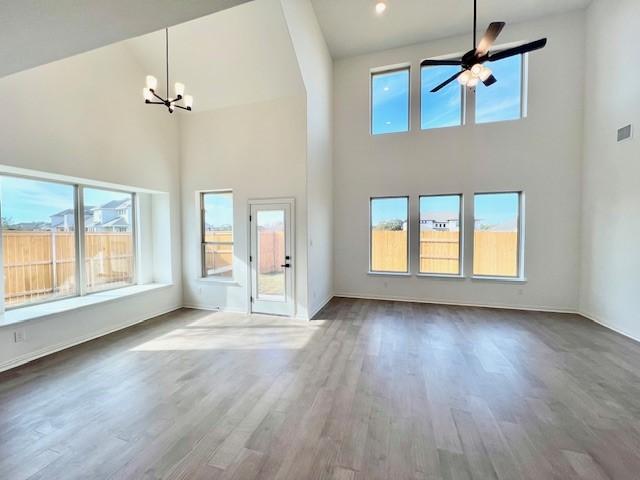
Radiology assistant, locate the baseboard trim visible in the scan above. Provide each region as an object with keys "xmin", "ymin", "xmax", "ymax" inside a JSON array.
[
  {"xmin": 182, "ymin": 304, "xmax": 248, "ymax": 315},
  {"xmin": 0, "ymin": 304, "xmax": 182, "ymax": 373},
  {"xmin": 308, "ymin": 294, "xmax": 334, "ymax": 320},
  {"xmin": 579, "ymin": 310, "xmax": 640, "ymax": 344},
  {"xmin": 334, "ymin": 292, "xmax": 577, "ymax": 314}
]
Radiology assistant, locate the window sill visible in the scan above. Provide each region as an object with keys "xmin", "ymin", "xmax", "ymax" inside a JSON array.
[
  {"xmin": 198, "ymin": 277, "xmax": 240, "ymax": 286},
  {"xmin": 471, "ymin": 276, "xmax": 527, "ymax": 284},
  {"xmin": 416, "ymin": 273, "xmax": 465, "ymax": 280},
  {"xmin": 367, "ymin": 271, "xmax": 411, "ymax": 277},
  {"xmin": 0, "ymin": 283, "xmax": 173, "ymax": 327}
]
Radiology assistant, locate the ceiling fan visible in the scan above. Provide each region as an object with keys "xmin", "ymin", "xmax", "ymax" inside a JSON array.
[{"xmin": 422, "ymin": 0, "xmax": 547, "ymax": 93}]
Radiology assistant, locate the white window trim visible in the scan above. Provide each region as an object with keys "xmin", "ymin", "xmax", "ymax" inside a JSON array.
[
  {"xmin": 472, "ymin": 191, "xmax": 525, "ymax": 280},
  {"xmin": 199, "ymin": 190, "xmax": 234, "ymax": 281},
  {"xmin": 418, "ymin": 193, "xmax": 464, "ymax": 276},
  {"xmin": 368, "ymin": 196, "xmax": 411, "ymax": 275},
  {"xmin": 370, "ymin": 64, "xmax": 411, "ymax": 136}
]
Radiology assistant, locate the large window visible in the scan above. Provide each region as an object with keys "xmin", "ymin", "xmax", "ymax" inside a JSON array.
[
  {"xmin": 370, "ymin": 197, "xmax": 409, "ymax": 273},
  {"xmin": 201, "ymin": 191, "xmax": 233, "ymax": 279},
  {"xmin": 371, "ymin": 68, "xmax": 410, "ymax": 135},
  {"xmin": 83, "ymin": 188, "xmax": 135, "ymax": 292},
  {"xmin": 473, "ymin": 192, "xmax": 522, "ymax": 278},
  {"xmin": 421, "ymin": 66, "xmax": 463, "ymax": 129},
  {"xmin": 0, "ymin": 175, "xmax": 137, "ymax": 309},
  {"xmin": 1, "ymin": 176, "xmax": 77, "ymax": 307},
  {"xmin": 419, "ymin": 195, "xmax": 462, "ymax": 275},
  {"xmin": 476, "ymin": 55, "xmax": 524, "ymax": 124}
]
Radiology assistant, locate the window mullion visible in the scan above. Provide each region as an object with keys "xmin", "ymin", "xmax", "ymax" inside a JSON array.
[{"xmin": 76, "ymin": 185, "xmax": 87, "ymax": 296}]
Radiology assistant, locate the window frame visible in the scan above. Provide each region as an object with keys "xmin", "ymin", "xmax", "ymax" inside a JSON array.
[
  {"xmin": 370, "ymin": 66, "xmax": 411, "ymax": 136},
  {"xmin": 368, "ymin": 195, "xmax": 410, "ymax": 275},
  {"xmin": 418, "ymin": 193, "xmax": 464, "ymax": 276},
  {"xmin": 475, "ymin": 54, "xmax": 527, "ymax": 125},
  {"xmin": 419, "ymin": 65, "xmax": 466, "ymax": 130},
  {"xmin": 0, "ymin": 173, "xmax": 138, "ymax": 310},
  {"xmin": 472, "ymin": 191, "xmax": 524, "ymax": 280},
  {"xmin": 200, "ymin": 190, "xmax": 234, "ymax": 280}
]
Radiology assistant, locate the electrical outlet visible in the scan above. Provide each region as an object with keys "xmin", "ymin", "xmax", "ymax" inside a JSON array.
[{"xmin": 13, "ymin": 329, "xmax": 26, "ymax": 343}]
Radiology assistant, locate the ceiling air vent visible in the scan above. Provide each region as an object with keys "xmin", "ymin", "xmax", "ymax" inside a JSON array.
[{"xmin": 617, "ymin": 124, "xmax": 633, "ymax": 142}]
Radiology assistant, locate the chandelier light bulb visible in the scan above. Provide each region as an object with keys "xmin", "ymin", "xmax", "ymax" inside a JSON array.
[
  {"xmin": 143, "ymin": 88, "xmax": 153, "ymax": 101},
  {"xmin": 375, "ymin": 1, "xmax": 386, "ymax": 15},
  {"xmin": 479, "ymin": 66, "xmax": 492, "ymax": 82},
  {"xmin": 467, "ymin": 77, "xmax": 479, "ymax": 88},
  {"xmin": 174, "ymin": 82, "xmax": 185, "ymax": 97},
  {"xmin": 146, "ymin": 75, "xmax": 158, "ymax": 90},
  {"xmin": 458, "ymin": 70, "xmax": 472, "ymax": 86},
  {"xmin": 471, "ymin": 64, "xmax": 482, "ymax": 77},
  {"xmin": 184, "ymin": 95, "xmax": 194, "ymax": 109}
]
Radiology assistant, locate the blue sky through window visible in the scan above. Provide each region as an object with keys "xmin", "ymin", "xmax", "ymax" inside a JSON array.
[
  {"xmin": 204, "ymin": 192, "xmax": 233, "ymax": 232},
  {"xmin": 421, "ymin": 66, "xmax": 462, "ymax": 129},
  {"xmin": 371, "ymin": 69, "xmax": 409, "ymax": 135},
  {"xmin": 371, "ymin": 197, "xmax": 408, "ymax": 227},
  {"xmin": 474, "ymin": 193, "xmax": 519, "ymax": 231},
  {"xmin": 0, "ymin": 176, "xmax": 74, "ymax": 224},
  {"xmin": 476, "ymin": 55, "xmax": 522, "ymax": 124}
]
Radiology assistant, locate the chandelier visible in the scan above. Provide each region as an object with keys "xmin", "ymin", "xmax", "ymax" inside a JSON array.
[{"xmin": 142, "ymin": 28, "xmax": 193, "ymax": 113}]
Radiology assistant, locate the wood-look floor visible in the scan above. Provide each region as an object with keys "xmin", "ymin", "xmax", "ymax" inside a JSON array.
[{"xmin": 2, "ymin": 298, "xmax": 640, "ymax": 480}]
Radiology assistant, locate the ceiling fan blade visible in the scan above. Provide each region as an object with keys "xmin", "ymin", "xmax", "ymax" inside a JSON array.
[
  {"xmin": 430, "ymin": 70, "xmax": 464, "ymax": 93},
  {"xmin": 488, "ymin": 38, "xmax": 547, "ymax": 62},
  {"xmin": 482, "ymin": 74, "xmax": 497, "ymax": 87},
  {"xmin": 476, "ymin": 22, "xmax": 506, "ymax": 56},
  {"xmin": 421, "ymin": 58, "xmax": 463, "ymax": 67}
]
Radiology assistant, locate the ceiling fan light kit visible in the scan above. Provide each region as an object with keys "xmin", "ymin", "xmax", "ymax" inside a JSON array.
[
  {"xmin": 143, "ymin": 28, "xmax": 193, "ymax": 114},
  {"xmin": 422, "ymin": 0, "xmax": 547, "ymax": 93}
]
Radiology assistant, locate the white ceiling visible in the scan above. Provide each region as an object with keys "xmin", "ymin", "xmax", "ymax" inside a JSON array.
[
  {"xmin": 0, "ymin": 0, "xmax": 252, "ymax": 78},
  {"xmin": 125, "ymin": 0, "xmax": 304, "ymax": 112},
  {"xmin": 311, "ymin": 0, "xmax": 591, "ymax": 58}
]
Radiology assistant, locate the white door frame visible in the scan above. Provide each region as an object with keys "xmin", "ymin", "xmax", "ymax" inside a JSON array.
[{"xmin": 247, "ymin": 197, "xmax": 295, "ymax": 316}]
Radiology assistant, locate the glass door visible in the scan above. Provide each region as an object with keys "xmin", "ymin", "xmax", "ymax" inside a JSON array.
[{"xmin": 249, "ymin": 200, "xmax": 294, "ymax": 316}]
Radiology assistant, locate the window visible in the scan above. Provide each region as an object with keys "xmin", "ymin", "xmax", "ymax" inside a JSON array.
[
  {"xmin": 1, "ymin": 176, "xmax": 77, "ymax": 307},
  {"xmin": 421, "ymin": 66, "xmax": 463, "ymax": 129},
  {"xmin": 370, "ymin": 197, "xmax": 409, "ymax": 273},
  {"xmin": 201, "ymin": 191, "xmax": 233, "ymax": 279},
  {"xmin": 371, "ymin": 68, "xmax": 410, "ymax": 135},
  {"xmin": 473, "ymin": 192, "xmax": 522, "ymax": 278},
  {"xmin": 0, "ymin": 175, "xmax": 138, "ymax": 309},
  {"xmin": 419, "ymin": 195, "xmax": 462, "ymax": 275},
  {"xmin": 83, "ymin": 188, "xmax": 135, "ymax": 292},
  {"xmin": 476, "ymin": 55, "xmax": 523, "ymax": 124}
]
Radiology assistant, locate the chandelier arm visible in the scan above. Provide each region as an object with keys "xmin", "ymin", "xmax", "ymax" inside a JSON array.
[
  {"xmin": 174, "ymin": 105, "xmax": 192, "ymax": 111},
  {"xmin": 151, "ymin": 90, "xmax": 166, "ymax": 102}
]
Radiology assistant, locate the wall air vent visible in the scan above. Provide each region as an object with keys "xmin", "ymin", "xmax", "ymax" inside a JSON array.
[{"xmin": 617, "ymin": 124, "xmax": 633, "ymax": 142}]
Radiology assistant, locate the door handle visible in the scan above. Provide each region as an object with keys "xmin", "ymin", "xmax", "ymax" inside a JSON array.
[{"xmin": 281, "ymin": 263, "xmax": 291, "ymax": 268}]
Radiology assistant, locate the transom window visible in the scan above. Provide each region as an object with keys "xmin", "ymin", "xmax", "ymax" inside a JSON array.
[
  {"xmin": 371, "ymin": 68, "xmax": 410, "ymax": 135},
  {"xmin": 421, "ymin": 66, "xmax": 464, "ymax": 129},
  {"xmin": 201, "ymin": 191, "xmax": 234, "ymax": 279},
  {"xmin": 476, "ymin": 55, "xmax": 524, "ymax": 124}
]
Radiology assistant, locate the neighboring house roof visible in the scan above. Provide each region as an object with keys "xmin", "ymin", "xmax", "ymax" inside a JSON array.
[
  {"xmin": 51, "ymin": 206, "xmax": 94, "ymax": 218},
  {"xmin": 101, "ymin": 216, "xmax": 129, "ymax": 227},
  {"xmin": 94, "ymin": 199, "xmax": 129, "ymax": 210}
]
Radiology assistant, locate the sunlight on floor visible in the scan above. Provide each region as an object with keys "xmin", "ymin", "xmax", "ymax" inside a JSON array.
[{"xmin": 130, "ymin": 310, "xmax": 326, "ymax": 351}]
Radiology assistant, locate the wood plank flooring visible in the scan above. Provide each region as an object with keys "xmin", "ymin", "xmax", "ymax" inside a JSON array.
[{"xmin": 2, "ymin": 298, "xmax": 640, "ymax": 479}]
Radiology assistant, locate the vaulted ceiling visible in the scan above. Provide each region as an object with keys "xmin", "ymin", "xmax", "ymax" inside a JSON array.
[
  {"xmin": 311, "ymin": 0, "xmax": 591, "ymax": 58},
  {"xmin": 0, "ymin": 0, "xmax": 252, "ymax": 78}
]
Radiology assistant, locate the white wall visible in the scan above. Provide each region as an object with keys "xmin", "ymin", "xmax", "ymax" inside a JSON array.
[
  {"xmin": 579, "ymin": 0, "xmax": 640, "ymax": 339},
  {"xmin": 0, "ymin": 41, "xmax": 182, "ymax": 370},
  {"xmin": 333, "ymin": 11, "xmax": 585, "ymax": 311},
  {"xmin": 179, "ymin": 96, "xmax": 310, "ymax": 318},
  {"xmin": 280, "ymin": 0, "xmax": 334, "ymax": 318}
]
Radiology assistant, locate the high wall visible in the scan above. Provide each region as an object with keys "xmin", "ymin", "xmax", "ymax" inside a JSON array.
[
  {"xmin": 579, "ymin": 0, "xmax": 640, "ymax": 340},
  {"xmin": 0, "ymin": 41, "xmax": 182, "ymax": 370},
  {"xmin": 333, "ymin": 11, "xmax": 585, "ymax": 311},
  {"xmin": 280, "ymin": 0, "xmax": 334, "ymax": 318}
]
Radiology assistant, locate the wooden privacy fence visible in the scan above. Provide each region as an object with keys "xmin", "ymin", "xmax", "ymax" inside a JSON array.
[
  {"xmin": 3, "ymin": 231, "xmax": 134, "ymax": 306},
  {"xmin": 204, "ymin": 230, "xmax": 284, "ymax": 275},
  {"xmin": 371, "ymin": 229, "xmax": 518, "ymax": 276}
]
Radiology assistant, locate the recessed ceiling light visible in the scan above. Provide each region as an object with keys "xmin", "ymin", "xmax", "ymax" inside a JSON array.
[{"xmin": 375, "ymin": 1, "xmax": 387, "ymax": 15}]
